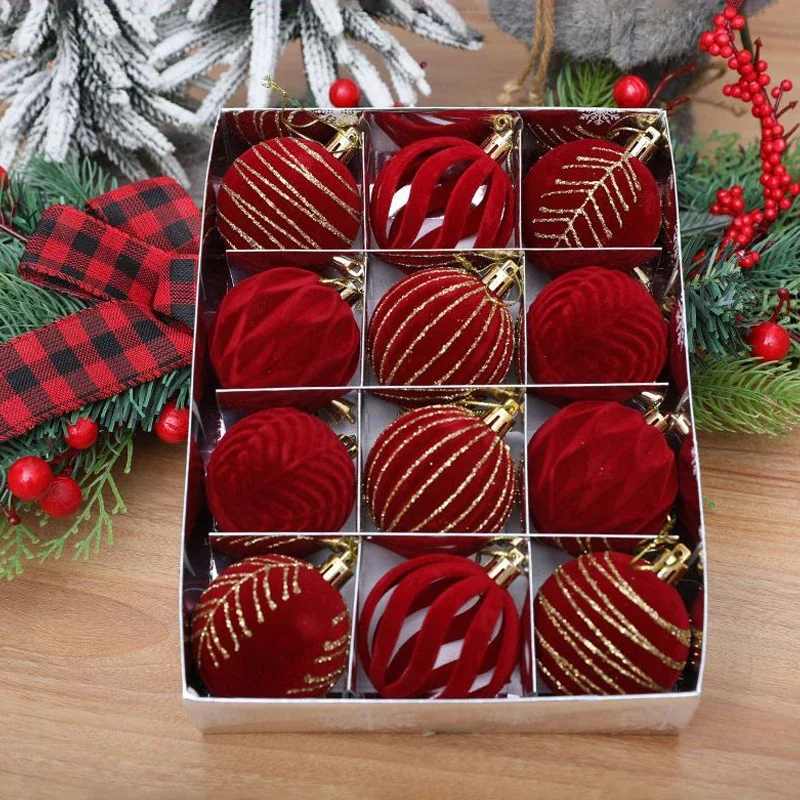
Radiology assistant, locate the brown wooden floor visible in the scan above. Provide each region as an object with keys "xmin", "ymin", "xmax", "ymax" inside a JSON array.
[{"xmin": 2, "ymin": 2, "xmax": 799, "ymax": 798}]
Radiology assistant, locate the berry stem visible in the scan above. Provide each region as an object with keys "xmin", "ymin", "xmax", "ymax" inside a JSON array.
[
  {"xmin": 0, "ymin": 219, "xmax": 27, "ymax": 244},
  {"xmin": 2, "ymin": 504, "xmax": 20, "ymax": 526},
  {"xmin": 648, "ymin": 64, "xmax": 696, "ymax": 105}
]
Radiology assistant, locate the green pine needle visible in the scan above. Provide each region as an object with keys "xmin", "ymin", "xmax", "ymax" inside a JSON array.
[{"xmin": 545, "ymin": 58, "xmax": 622, "ymax": 108}]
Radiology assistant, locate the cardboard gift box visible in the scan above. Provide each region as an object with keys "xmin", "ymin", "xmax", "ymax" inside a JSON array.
[{"xmin": 181, "ymin": 106, "xmax": 706, "ymax": 734}]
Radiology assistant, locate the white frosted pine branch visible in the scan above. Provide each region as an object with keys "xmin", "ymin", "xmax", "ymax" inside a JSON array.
[
  {"xmin": 195, "ymin": 44, "xmax": 249, "ymax": 125},
  {"xmin": 299, "ymin": 1, "xmax": 337, "ymax": 106},
  {"xmin": 246, "ymin": 0, "xmax": 281, "ymax": 107},
  {"xmin": 43, "ymin": 13, "xmax": 80, "ymax": 162},
  {"xmin": 78, "ymin": 0, "xmax": 122, "ymax": 42},
  {"xmin": 187, "ymin": 0, "xmax": 218, "ymax": 24}
]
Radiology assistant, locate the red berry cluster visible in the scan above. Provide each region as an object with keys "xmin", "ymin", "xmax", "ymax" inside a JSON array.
[{"xmin": 700, "ymin": 2, "xmax": 800, "ymax": 267}]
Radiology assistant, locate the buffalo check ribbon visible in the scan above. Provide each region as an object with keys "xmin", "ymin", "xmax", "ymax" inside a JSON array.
[{"xmin": 0, "ymin": 177, "xmax": 200, "ymax": 443}]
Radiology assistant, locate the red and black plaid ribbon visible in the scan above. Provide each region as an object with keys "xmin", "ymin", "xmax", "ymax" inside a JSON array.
[{"xmin": 0, "ymin": 177, "xmax": 200, "ymax": 443}]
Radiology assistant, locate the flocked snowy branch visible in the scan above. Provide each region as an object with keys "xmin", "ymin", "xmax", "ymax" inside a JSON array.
[{"xmin": 153, "ymin": 0, "xmax": 483, "ymax": 124}]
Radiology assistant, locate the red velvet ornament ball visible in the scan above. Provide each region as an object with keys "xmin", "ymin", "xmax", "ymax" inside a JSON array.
[
  {"xmin": 7, "ymin": 456, "xmax": 53, "ymax": 501},
  {"xmin": 358, "ymin": 553, "xmax": 521, "ymax": 698},
  {"xmin": 210, "ymin": 267, "xmax": 360, "ymax": 390},
  {"xmin": 669, "ymin": 299, "xmax": 690, "ymax": 396},
  {"xmin": 154, "ymin": 401, "xmax": 189, "ymax": 444},
  {"xmin": 534, "ymin": 550, "xmax": 691, "ymax": 695},
  {"xmin": 375, "ymin": 111, "xmax": 493, "ymax": 148},
  {"xmin": 216, "ymin": 137, "xmax": 361, "ymax": 250},
  {"xmin": 365, "ymin": 405, "xmax": 516, "ymax": 534},
  {"xmin": 39, "ymin": 475, "xmax": 82, "ymax": 518},
  {"xmin": 65, "ymin": 416, "xmax": 99, "ymax": 450},
  {"xmin": 329, "ymin": 78, "xmax": 361, "ymax": 107},
  {"xmin": 372, "ymin": 534, "xmax": 489, "ymax": 559},
  {"xmin": 206, "ymin": 408, "xmax": 355, "ymax": 533},
  {"xmin": 211, "ymin": 535, "xmax": 330, "ymax": 559},
  {"xmin": 522, "ymin": 138, "xmax": 662, "ymax": 258},
  {"xmin": 749, "ymin": 320, "xmax": 791, "ymax": 361},
  {"xmin": 370, "ymin": 136, "xmax": 515, "ymax": 252},
  {"xmin": 614, "ymin": 74, "xmax": 651, "ymax": 108},
  {"xmin": 689, "ymin": 587, "xmax": 704, "ymax": 669},
  {"xmin": 527, "ymin": 267, "xmax": 668, "ymax": 395},
  {"xmin": 528, "ymin": 401, "xmax": 679, "ymax": 536},
  {"xmin": 368, "ymin": 267, "xmax": 515, "ymax": 392},
  {"xmin": 227, "ymin": 109, "xmax": 330, "ymax": 147},
  {"xmin": 678, "ymin": 432, "xmax": 701, "ymax": 541},
  {"xmin": 541, "ymin": 535, "xmax": 648, "ymax": 556},
  {"xmin": 192, "ymin": 555, "xmax": 350, "ymax": 698}
]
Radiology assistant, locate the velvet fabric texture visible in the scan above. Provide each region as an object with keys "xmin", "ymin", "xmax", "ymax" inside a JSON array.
[
  {"xmin": 206, "ymin": 408, "xmax": 355, "ymax": 533},
  {"xmin": 211, "ymin": 535, "xmax": 329, "ymax": 559},
  {"xmin": 522, "ymin": 138, "xmax": 662, "ymax": 251},
  {"xmin": 369, "ymin": 267, "xmax": 514, "ymax": 390},
  {"xmin": 375, "ymin": 111, "xmax": 493, "ymax": 148},
  {"xmin": 528, "ymin": 401, "xmax": 679, "ymax": 536},
  {"xmin": 227, "ymin": 109, "xmax": 330, "ymax": 147},
  {"xmin": 526, "ymin": 267, "xmax": 668, "ymax": 394},
  {"xmin": 370, "ymin": 136, "xmax": 515, "ymax": 251},
  {"xmin": 210, "ymin": 268, "xmax": 360, "ymax": 390},
  {"xmin": 216, "ymin": 137, "xmax": 361, "ymax": 250},
  {"xmin": 372, "ymin": 535, "xmax": 490, "ymax": 559},
  {"xmin": 192, "ymin": 555, "xmax": 350, "ymax": 698},
  {"xmin": 678, "ymin": 432, "xmax": 701, "ymax": 542},
  {"xmin": 358, "ymin": 554, "xmax": 521, "ymax": 698},
  {"xmin": 534, "ymin": 551, "xmax": 690, "ymax": 695},
  {"xmin": 540, "ymin": 535, "xmax": 645, "ymax": 556},
  {"xmin": 365, "ymin": 405, "xmax": 515, "ymax": 533}
]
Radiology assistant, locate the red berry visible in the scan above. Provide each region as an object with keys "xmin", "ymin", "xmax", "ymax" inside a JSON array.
[
  {"xmin": 39, "ymin": 475, "xmax": 82, "ymax": 519},
  {"xmin": 154, "ymin": 401, "xmax": 189, "ymax": 444},
  {"xmin": 782, "ymin": 79, "xmax": 794, "ymax": 92},
  {"xmin": 713, "ymin": 14, "xmax": 726, "ymax": 26},
  {"xmin": 328, "ymin": 78, "xmax": 361, "ymax": 108},
  {"xmin": 700, "ymin": 31, "xmax": 715, "ymax": 49},
  {"xmin": 732, "ymin": 15, "xmax": 746, "ymax": 30},
  {"xmin": 64, "ymin": 416, "xmax": 99, "ymax": 450},
  {"xmin": 613, "ymin": 74, "xmax": 650, "ymax": 108},
  {"xmin": 749, "ymin": 321, "xmax": 791, "ymax": 361},
  {"xmin": 7, "ymin": 456, "xmax": 53, "ymax": 501},
  {"xmin": 0, "ymin": 165, "xmax": 7, "ymax": 191}
]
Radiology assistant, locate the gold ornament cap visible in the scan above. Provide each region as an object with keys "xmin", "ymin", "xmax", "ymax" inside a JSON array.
[
  {"xmin": 624, "ymin": 124, "xmax": 662, "ymax": 164},
  {"xmin": 319, "ymin": 275, "xmax": 363, "ymax": 305},
  {"xmin": 338, "ymin": 434, "xmax": 358, "ymax": 459},
  {"xmin": 481, "ymin": 114, "xmax": 516, "ymax": 163},
  {"xmin": 484, "ymin": 536, "xmax": 527, "ymax": 588},
  {"xmin": 630, "ymin": 390, "xmax": 670, "ymax": 431},
  {"xmin": 325, "ymin": 126, "xmax": 362, "ymax": 163},
  {"xmin": 482, "ymin": 398, "xmax": 521, "ymax": 438},
  {"xmin": 318, "ymin": 537, "xmax": 358, "ymax": 589},
  {"xmin": 481, "ymin": 257, "xmax": 521, "ymax": 299},
  {"xmin": 631, "ymin": 542, "xmax": 692, "ymax": 586}
]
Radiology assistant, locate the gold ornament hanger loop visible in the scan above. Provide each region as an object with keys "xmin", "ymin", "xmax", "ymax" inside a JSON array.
[
  {"xmin": 480, "ymin": 536, "xmax": 528, "ymax": 586},
  {"xmin": 319, "ymin": 275, "xmax": 363, "ymax": 305},
  {"xmin": 452, "ymin": 251, "xmax": 523, "ymax": 307},
  {"xmin": 318, "ymin": 536, "xmax": 358, "ymax": 589},
  {"xmin": 482, "ymin": 113, "xmax": 518, "ymax": 163}
]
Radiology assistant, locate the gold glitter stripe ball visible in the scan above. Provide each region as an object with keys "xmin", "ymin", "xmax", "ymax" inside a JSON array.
[
  {"xmin": 534, "ymin": 551, "xmax": 690, "ymax": 696},
  {"xmin": 365, "ymin": 405, "xmax": 515, "ymax": 534},
  {"xmin": 216, "ymin": 137, "xmax": 361, "ymax": 250}
]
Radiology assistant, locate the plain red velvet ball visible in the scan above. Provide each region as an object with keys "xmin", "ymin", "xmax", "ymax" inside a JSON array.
[
  {"xmin": 206, "ymin": 408, "xmax": 356, "ymax": 533},
  {"xmin": 370, "ymin": 136, "xmax": 515, "ymax": 252},
  {"xmin": 192, "ymin": 555, "xmax": 350, "ymax": 698},
  {"xmin": 522, "ymin": 138, "xmax": 662, "ymax": 256},
  {"xmin": 211, "ymin": 535, "xmax": 331, "ymax": 559},
  {"xmin": 39, "ymin": 475, "xmax": 82, "ymax": 518},
  {"xmin": 534, "ymin": 550, "xmax": 691, "ymax": 695},
  {"xmin": 210, "ymin": 267, "xmax": 360, "ymax": 390},
  {"xmin": 678, "ymin": 432, "xmax": 701, "ymax": 541},
  {"xmin": 368, "ymin": 267, "xmax": 514, "ymax": 391},
  {"xmin": 7, "ymin": 456, "xmax": 53, "ymax": 501},
  {"xmin": 358, "ymin": 553, "xmax": 521, "ymax": 698},
  {"xmin": 217, "ymin": 137, "xmax": 361, "ymax": 250},
  {"xmin": 528, "ymin": 401, "xmax": 678, "ymax": 536},
  {"xmin": 527, "ymin": 267, "xmax": 668, "ymax": 394},
  {"xmin": 365, "ymin": 405, "xmax": 515, "ymax": 534}
]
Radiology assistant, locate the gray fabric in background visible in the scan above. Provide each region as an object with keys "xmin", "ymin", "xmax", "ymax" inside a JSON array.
[{"xmin": 489, "ymin": 0, "xmax": 776, "ymax": 70}]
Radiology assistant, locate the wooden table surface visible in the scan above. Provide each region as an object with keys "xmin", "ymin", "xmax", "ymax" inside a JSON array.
[{"xmin": 3, "ymin": 3, "xmax": 800, "ymax": 798}]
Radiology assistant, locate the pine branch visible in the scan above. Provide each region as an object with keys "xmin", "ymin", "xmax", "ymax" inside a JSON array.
[
  {"xmin": 0, "ymin": 517, "xmax": 39, "ymax": 581},
  {"xmin": 692, "ymin": 358, "xmax": 800, "ymax": 435},
  {"xmin": 545, "ymin": 58, "xmax": 622, "ymax": 108}
]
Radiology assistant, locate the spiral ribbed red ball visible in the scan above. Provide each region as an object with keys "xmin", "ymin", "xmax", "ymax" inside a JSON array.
[
  {"xmin": 522, "ymin": 138, "xmax": 662, "ymax": 251},
  {"xmin": 358, "ymin": 553, "xmax": 521, "ymax": 698},
  {"xmin": 534, "ymin": 551, "xmax": 690, "ymax": 695},
  {"xmin": 365, "ymin": 405, "xmax": 515, "ymax": 533},
  {"xmin": 678, "ymin": 432, "xmax": 701, "ymax": 541},
  {"xmin": 217, "ymin": 137, "xmax": 361, "ymax": 250},
  {"xmin": 370, "ymin": 136, "xmax": 515, "ymax": 251},
  {"xmin": 527, "ymin": 267, "xmax": 667, "ymax": 392},
  {"xmin": 528, "ymin": 401, "xmax": 678, "ymax": 536},
  {"xmin": 210, "ymin": 267, "xmax": 360, "ymax": 390},
  {"xmin": 192, "ymin": 555, "xmax": 350, "ymax": 698},
  {"xmin": 369, "ymin": 267, "xmax": 514, "ymax": 391},
  {"xmin": 206, "ymin": 408, "xmax": 356, "ymax": 533}
]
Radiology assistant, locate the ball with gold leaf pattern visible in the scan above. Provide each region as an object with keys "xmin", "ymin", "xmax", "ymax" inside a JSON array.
[
  {"xmin": 534, "ymin": 547, "xmax": 691, "ymax": 695},
  {"xmin": 191, "ymin": 555, "xmax": 350, "ymax": 698}
]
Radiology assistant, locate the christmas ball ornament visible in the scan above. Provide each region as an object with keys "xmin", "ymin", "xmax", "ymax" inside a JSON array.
[
  {"xmin": 154, "ymin": 401, "xmax": 189, "ymax": 444},
  {"xmin": 192, "ymin": 553, "xmax": 352, "ymax": 698},
  {"xmin": 678, "ymin": 431, "xmax": 701, "ymax": 541},
  {"xmin": 522, "ymin": 126, "xmax": 663, "ymax": 262},
  {"xmin": 375, "ymin": 111, "xmax": 493, "ymax": 148},
  {"xmin": 212, "ymin": 535, "xmax": 333, "ymax": 559},
  {"xmin": 669, "ymin": 299, "xmax": 689, "ymax": 396},
  {"xmin": 368, "ymin": 261, "xmax": 518, "ymax": 395},
  {"xmin": 7, "ymin": 456, "xmax": 53, "ymax": 501},
  {"xmin": 228, "ymin": 109, "xmax": 331, "ymax": 147},
  {"xmin": 370, "ymin": 116, "xmax": 516, "ymax": 253},
  {"xmin": 329, "ymin": 78, "xmax": 361, "ymax": 107},
  {"xmin": 210, "ymin": 267, "xmax": 361, "ymax": 390},
  {"xmin": 614, "ymin": 74, "xmax": 651, "ymax": 108},
  {"xmin": 358, "ymin": 547, "xmax": 525, "ymax": 698},
  {"xmin": 206, "ymin": 408, "xmax": 356, "ymax": 533},
  {"xmin": 749, "ymin": 320, "xmax": 791, "ymax": 361},
  {"xmin": 371, "ymin": 534, "xmax": 488, "ymax": 559},
  {"xmin": 526, "ymin": 267, "xmax": 668, "ymax": 395},
  {"xmin": 528, "ymin": 401, "xmax": 678, "ymax": 537},
  {"xmin": 216, "ymin": 129, "xmax": 361, "ymax": 251},
  {"xmin": 64, "ymin": 416, "xmax": 99, "ymax": 450},
  {"xmin": 39, "ymin": 475, "xmax": 82, "ymax": 518},
  {"xmin": 689, "ymin": 587, "xmax": 704, "ymax": 670},
  {"xmin": 365, "ymin": 400, "xmax": 518, "ymax": 537},
  {"xmin": 534, "ymin": 545, "xmax": 692, "ymax": 695}
]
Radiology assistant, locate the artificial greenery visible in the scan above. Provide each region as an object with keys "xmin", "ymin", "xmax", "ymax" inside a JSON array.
[
  {"xmin": 0, "ymin": 155, "xmax": 190, "ymax": 580},
  {"xmin": 544, "ymin": 57, "xmax": 622, "ymax": 108}
]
